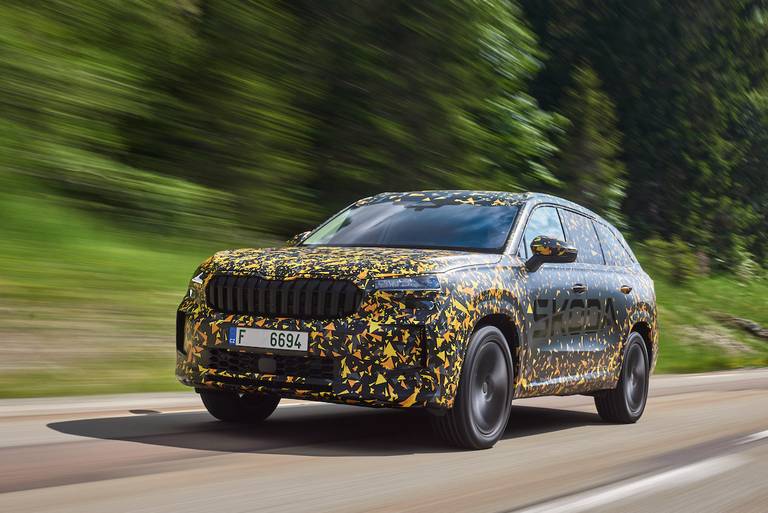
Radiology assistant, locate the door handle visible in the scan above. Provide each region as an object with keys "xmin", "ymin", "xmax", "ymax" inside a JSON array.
[
  {"xmin": 620, "ymin": 285, "xmax": 633, "ymax": 294},
  {"xmin": 572, "ymin": 283, "xmax": 588, "ymax": 294}
]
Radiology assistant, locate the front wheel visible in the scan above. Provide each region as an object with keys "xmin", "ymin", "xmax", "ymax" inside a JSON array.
[
  {"xmin": 431, "ymin": 326, "xmax": 513, "ymax": 449},
  {"xmin": 198, "ymin": 389, "xmax": 280, "ymax": 423},
  {"xmin": 594, "ymin": 332, "xmax": 649, "ymax": 423}
]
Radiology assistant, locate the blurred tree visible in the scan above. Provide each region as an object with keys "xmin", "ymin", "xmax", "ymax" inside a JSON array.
[
  {"xmin": 522, "ymin": 0, "xmax": 768, "ymax": 267},
  {"xmin": 3, "ymin": 0, "xmax": 767, "ymax": 262},
  {"xmin": 727, "ymin": 91, "xmax": 768, "ymax": 267},
  {"xmin": 289, "ymin": 0, "xmax": 558, "ymax": 220},
  {"xmin": 125, "ymin": 0, "xmax": 316, "ymax": 235},
  {"xmin": 0, "ymin": 0, "xmax": 232, "ymax": 235},
  {"xmin": 552, "ymin": 65, "xmax": 625, "ymax": 225},
  {"xmin": 641, "ymin": 237, "xmax": 701, "ymax": 284},
  {"xmin": 123, "ymin": 0, "xmax": 561, "ymax": 235}
]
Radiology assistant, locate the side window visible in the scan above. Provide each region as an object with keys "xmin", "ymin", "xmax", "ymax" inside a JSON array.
[
  {"xmin": 559, "ymin": 209, "xmax": 605, "ymax": 264},
  {"xmin": 519, "ymin": 206, "xmax": 565, "ymax": 259},
  {"xmin": 594, "ymin": 222, "xmax": 634, "ymax": 267}
]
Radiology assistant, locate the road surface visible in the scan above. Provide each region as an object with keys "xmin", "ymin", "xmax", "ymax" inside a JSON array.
[{"xmin": 1, "ymin": 369, "xmax": 767, "ymax": 513}]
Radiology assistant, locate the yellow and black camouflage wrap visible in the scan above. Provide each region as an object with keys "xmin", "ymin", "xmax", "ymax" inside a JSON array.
[
  {"xmin": 176, "ymin": 191, "xmax": 658, "ymax": 409},
  {"xmin": 530, "ymin": 235, "xmax": 575, "ymax": 257}
]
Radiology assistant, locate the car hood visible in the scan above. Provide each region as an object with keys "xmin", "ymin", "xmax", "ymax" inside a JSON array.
[{"xmin": 203, "ymin": 246, "xmax": 501, "ymax": 284}]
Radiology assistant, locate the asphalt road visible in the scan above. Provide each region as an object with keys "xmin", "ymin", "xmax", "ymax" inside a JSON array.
[{"xmin": 1, "ymin": 369, "xmax": 767, "ymax": 513}]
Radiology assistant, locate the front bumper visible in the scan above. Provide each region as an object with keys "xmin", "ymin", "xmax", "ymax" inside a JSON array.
[{"xmin": 175, "ymin": 307, "xmax": 450, "ymax": 409}]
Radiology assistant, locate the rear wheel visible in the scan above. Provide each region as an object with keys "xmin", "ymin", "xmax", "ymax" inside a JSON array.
[
  {"xmin": 594, "ymin": 332, "xmax": 649, "ymax": 423},
  {"xmin": 431, "ymin": 326, "xmax": 513, "ymax": 449},
  {"xmin": 198, "ymin": 389, "xmax": 280, "ymax": 423}
]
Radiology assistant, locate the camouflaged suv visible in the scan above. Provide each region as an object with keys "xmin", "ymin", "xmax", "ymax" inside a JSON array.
[{"xmin": 176, "ymin": 191, "xmax": 657, "ymax": 449}]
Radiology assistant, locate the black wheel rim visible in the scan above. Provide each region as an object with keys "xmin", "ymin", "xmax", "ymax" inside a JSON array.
[
  {"xmin": 624, "ymin": 343, "xmax": 647, "ymax": 414},
  {"xmin": 470, "ymin": 340, "xmax": 509, "ymax": 435}
]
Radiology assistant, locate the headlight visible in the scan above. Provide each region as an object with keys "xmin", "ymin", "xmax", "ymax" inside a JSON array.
[
  {"xmin": 373, "ymin": 275, "xmax": 441, "ymax": 291},
  {"xmin": 187, "ymin": 268, "xmax": 206, "ymax": 299}
]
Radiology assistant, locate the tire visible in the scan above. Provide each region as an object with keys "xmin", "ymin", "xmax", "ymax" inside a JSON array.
[
  {"xmin": 431, "ymin": 326, "xmax": 514, "ymax": 449},
  {"xmin": 199, "ymin": 389, "xmax": 280, "ymax": 423},
  {"xmin": 594, "ymin": 332, "xmax": 649, "ymax": 423}
]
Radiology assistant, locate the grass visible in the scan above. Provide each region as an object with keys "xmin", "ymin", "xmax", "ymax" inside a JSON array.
[
  {"xmin": 0, "ymin": 182, "xmax": 230, "ymax": 397},
  {"xmin": 0, "ymin": 182, "xmax": 766, "ymax": 397},
  {"xmin": 0, "ymin": 359, "xmax": 185, "ymax": 398},
  {"xmin": 652, "ymin": 273, "xmax": 768, "ymax": 373}
]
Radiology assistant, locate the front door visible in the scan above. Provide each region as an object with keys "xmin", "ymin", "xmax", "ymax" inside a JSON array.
[
  {"xmin": 518, "ymin": 206, "xmax": 622, "ymax": 396},
  {"xmin": 517, "ymin": 205, "xmax": 581, "ymax": 394}
]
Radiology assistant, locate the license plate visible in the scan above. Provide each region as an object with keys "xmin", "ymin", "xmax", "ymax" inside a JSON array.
[{"xmin": 228, "ymin": 327, "xmax": 308, "ymax": 353}]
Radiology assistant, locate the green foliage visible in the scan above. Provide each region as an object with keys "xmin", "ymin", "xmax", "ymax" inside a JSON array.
[
  {"xmin": 0, "ymin": 0, "xmax": 565, "ymax": 237},
  {"xmin": 640, "ymin": 237, "xmax": 701, "ymax": 284},
  {"xmin": 551, "ymin": 65, "xmax": 626, "ymax": 225},
  {"xmin": 523, "ymin": 0, "xmax": 768, "ymax": 265},
  {"xmin": 0, "ymin": 1, "xmax": 217, "ymax": 231},
  {"xmin": 651, "ymin": 272, "xmax": 768, "ymax": 374},
  {"xmin": 728, "ymin": 91, "xmax": 768, "ymax": 267},
  {"xmin": 127, "ymin": 0, "xmax": 316, "ymax": 234},
  {"xmin": 289, "ymin": 0, "xmax": 559, "ymax": 217},
  {"xmin": 3, "ymin": 0, "xmax": 767, "ymax": 255}
]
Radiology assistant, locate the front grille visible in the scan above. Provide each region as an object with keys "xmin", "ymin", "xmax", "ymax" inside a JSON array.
[
  {"xmin": 205, "ymin": 347, "xmax": 336, "ymax": 381},
  {"xmin": 206, "ymin": 275, "xmax": 363, "ymax": 319}
]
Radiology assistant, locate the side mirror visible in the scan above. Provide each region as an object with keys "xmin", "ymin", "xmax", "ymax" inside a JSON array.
[
  {"xmin": 286, "ymin": 230, "xmax": 311, "ymax": 247},
  {"xmin": 525, "ymin": 236, "xmax": 577, "ymax": 272}
]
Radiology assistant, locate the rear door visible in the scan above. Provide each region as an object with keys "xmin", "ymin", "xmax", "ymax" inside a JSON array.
[{"xmin": 593, "ymin": 221, "xmax": 636, "ymax": 379}]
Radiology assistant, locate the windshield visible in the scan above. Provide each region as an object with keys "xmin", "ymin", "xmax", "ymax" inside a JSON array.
[{"xmin": 303, "ymin": 202, "xmax": 520, "ymax": 252}]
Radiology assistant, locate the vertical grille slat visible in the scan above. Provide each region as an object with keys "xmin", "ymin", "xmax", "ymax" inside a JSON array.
[
  {"xmin": 246, "ymin": 277, "xmax": 256, "ymax": 312},
  {"xmin": 268, "ymin": 281, "xmax": 279, "ymax": 316},
  {"xmin": 224, "ymin": 276, "xmax": 235, "ymax": 312},
  {"xmin": 315, "ymin": 281, "xmax": 332, "ymax": 317},
  {"xmin": 342, "ymin": 283, "xmax": 357, "ymax": 314},
  {"xmin": 207, "ymin": 275, "xmax": 361, "ymax": 319},
  {"xmin": 280, "ymin": 280, "xmax": 293, "ymax": 316},
  {"xmin": 216, "ymin": 279, "xmax": 224, "ymax": 311},
  {"xmin": 291, "ymin": 279, "xmax": 306, "ymax": 317},
  {"xmin": 256, "ymin": 279, "xmax": 267, "ymax": 315},
  {"xmin": 240, "ymin": 276, "xmax": 249, "ymax": 313},
  {"xmin": 328, "ymin": 281, "xmax": 345, "ymax": 319},
  {"xmin": 232, "ymin": 276, "xmax": 239, "ymax": 313},
  {"xmin": 234, "ymin": 276, "xmax": 245, "ymax": 313},
  {"xmin": 304, "ymin": 280, "xmax": 318, "ymax": 316}
]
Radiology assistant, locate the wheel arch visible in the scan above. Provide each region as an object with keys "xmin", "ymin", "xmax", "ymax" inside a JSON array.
[
  {"xmin": 630, "ymin": 321, "xmax": 654, "ymax": 369},
  {"xmin": 473, "ymin": 313, "xmax": 521, "ymax": 390}
]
